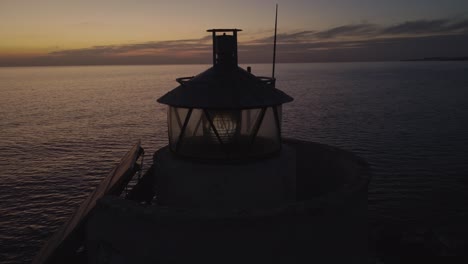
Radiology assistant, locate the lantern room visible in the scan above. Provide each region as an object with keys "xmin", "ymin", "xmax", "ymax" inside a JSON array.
[{"xmin": 157, "ymin": 29, "xmax": 293, "ymax": 160}]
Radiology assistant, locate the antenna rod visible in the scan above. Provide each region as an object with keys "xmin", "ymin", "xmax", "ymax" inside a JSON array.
[{"xmin": 272, "ymin": 4, "xmax": 278, "ymax": 80}]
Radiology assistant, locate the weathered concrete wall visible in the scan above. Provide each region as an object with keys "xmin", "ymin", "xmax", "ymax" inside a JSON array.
[
  {"xmin": 86, "ymin": 139, "xmax": 370, "ymax": 264},
  {"xmin": 154, "ymin": 144, "xmax": 296, "ymax": 208}
]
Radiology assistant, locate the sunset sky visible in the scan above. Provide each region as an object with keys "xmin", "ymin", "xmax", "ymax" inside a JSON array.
[{"xmin": 1, "ymin": 0, "xmax": 468, "ymax": 66}]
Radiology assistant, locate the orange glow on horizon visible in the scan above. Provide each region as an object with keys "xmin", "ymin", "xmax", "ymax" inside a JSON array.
[
  {"xmin": 1, "ymin": 1, "xmax": 468, "ymax": 65},
  {"xmin": 0, "ymin": 51, "xmax": 44, "ymax": 58}
]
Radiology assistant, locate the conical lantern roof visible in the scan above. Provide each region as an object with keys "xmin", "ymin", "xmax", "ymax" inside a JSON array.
[{"xmin": 157, "ymin": 66, "xmax": 293, "ymax": 109}]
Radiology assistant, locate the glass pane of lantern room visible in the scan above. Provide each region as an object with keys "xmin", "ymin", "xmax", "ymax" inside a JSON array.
[
  {"xmin": 240, "ymin": 108, "xmax": 262, "ymax": 137},
  {"xmin": 177, "ymin": 109, "xmax": 244, "ymax": 159},
  {"xmin": 182, "ymin": 108, "xmax": 203, "ymax": 137},
  {"xmin": 168, "ymin": 107, "xmax": 189, "ymax": 152},
  {"xmin": 175, "ymin": 109, "xmax": 212, "ymax": 157},
  {"xmin": 251, "ymin": 106, "xmax": 281, "ymax": 156}
]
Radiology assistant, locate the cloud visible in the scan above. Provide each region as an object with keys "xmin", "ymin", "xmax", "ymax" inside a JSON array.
[
  {"xmin": 254, "ymin": 30, "xmax": 316, "ymax": 43},
  {"xmin": 49, "ymin": 35, "xmax": 212, "ymax": 58},
  {"xmin": 446, "ymin": 19, "xmax": 468, "ymax": 32},
  {"xmin": 2, "ymin": 17, "xmax": 468, "ymax": 66},
  {"xmin": 249, "ymin": 18, "xmax": 468, "ymax": 61},
  {"xmin": 240, "ymin": 33, "xmax": 468, "ymax": 62},
  {"xmin": 382, "ymin": 19, "xmax": 450, "ymax": 35},
  {"xmin": 378, "ymin": 18, "xmax": 468, "ymax": 36},
  {"xmin": 245, "ymin": 18, "xmax": 468, "ymax": 47},
  {"xmin": 314, "ymin": 24, "xmax": 377, "ymax": 39},
  {"xmin": 238, "ymin": 18, "xmax": 468, "ymax": 62}
]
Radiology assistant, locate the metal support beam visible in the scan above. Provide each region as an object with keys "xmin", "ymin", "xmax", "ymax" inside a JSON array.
[
  {"xmin": 175, "ymin": 108, "xmax": 193, "ymax": 152},
  {"xmin": 249, "ymin": 107, "xmax": 267, "ymax": 148},
  {"xmin": 203, "ymin": 110, "xmax": 225, "ymax": 146}
]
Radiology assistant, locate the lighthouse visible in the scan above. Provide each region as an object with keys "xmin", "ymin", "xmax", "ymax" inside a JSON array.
[
  {"xmin": 154, "ymin": 29, "xmax": 295, "ymax": 208},
  {"xmin": 158, "ymin": 29, "xmax": 292, "ymax": 160},
  {"xmin": 84, "ymin": 28, "xmax": 370, "ymax": 264}
]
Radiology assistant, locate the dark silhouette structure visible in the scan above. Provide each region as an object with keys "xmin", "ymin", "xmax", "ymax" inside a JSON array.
[{"xmin": 33, "ymin": 28, "xmax": 370, "ymax": 264}]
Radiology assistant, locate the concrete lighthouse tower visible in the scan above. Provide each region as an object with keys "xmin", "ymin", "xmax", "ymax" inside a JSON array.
[{"xmin": 84, "ymin": 28, "xmax": 370, "ymax": 264}]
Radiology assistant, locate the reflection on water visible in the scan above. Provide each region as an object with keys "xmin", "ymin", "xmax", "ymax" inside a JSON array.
[{"xmin": 1, "ymin": 62, "xmax": 468, "ymax": 263}]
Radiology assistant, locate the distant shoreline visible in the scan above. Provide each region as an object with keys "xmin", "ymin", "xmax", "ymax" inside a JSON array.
[
  {"xmin": 401, "ymin": 57, "xmax": 468, "ymax": 61},
  {"xmin": 2, "ymin": 59, "xmax": 468, "ymax": 68}
]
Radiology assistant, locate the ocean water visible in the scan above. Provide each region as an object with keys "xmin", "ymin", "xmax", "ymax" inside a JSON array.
[{"xmin": 1, "ymin": 62, "xmax": 468, "ymax": 263}]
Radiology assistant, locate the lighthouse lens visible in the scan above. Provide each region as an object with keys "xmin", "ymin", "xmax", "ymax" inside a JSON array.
[{"xmin": 209, "ymin": 111, "xmax": 239, "ymax": 144}]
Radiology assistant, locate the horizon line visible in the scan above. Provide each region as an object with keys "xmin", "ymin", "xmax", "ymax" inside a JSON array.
[{"xmin": 0, "ymin": 59, "xmax": 448, "ymax": 68}]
